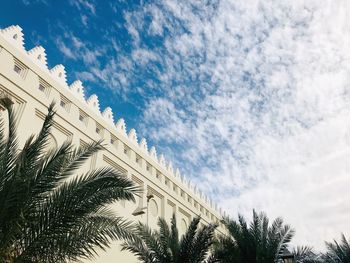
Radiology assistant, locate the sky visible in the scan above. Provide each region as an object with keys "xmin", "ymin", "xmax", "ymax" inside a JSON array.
[{"xmin": 1, "ymin": 0, "xmax": 350, "ymax": 250}]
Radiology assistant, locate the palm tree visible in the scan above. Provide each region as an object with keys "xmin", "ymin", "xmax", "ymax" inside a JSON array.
[
  {"xmin": 214, "ymin": 210, "xmax": 295, "ymax": 263},
  {"xmin": 0, "ymin": 98, "xmax": 139, "ymax": 262},
  {"xmin": 121, "ymin": 214, "xmax": 218, "ymax": 263},
  {"xmin": 293, "ymin": 246, "xmax": 321, "ymax": 263},
  {"xmin": 322, "ymin": 234, "xmax": 350, "ymax": 263}
]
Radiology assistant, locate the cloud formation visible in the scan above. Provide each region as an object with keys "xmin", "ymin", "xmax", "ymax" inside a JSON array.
[
  {"xmin": 50, "ymin": 0, "xmax": 350, "ymax": 249},
  {"xmin": 119, "ymin": 0, "xmax": 350, "ymax": 249}
]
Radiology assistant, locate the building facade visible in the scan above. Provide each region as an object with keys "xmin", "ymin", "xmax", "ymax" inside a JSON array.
[{"xmin": 0, "ymin": 25, "xmax": 225, "ymax": 262}]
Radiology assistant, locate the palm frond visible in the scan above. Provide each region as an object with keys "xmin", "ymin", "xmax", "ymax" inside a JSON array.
[
  {"xmin": 179, "ymin": 216, "xmax": 201, "ymax": 262},
  {"xmin": 0, "ymin": 102, "xmax": 139, "ymax": 261}
]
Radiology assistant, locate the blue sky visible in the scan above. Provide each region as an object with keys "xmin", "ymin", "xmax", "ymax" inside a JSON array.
[{"xmin": 2, "ymin": 0, "xmax": 350, "ymax": 249}]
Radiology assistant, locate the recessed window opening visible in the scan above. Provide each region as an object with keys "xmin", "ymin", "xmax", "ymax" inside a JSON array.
[
  {"xmin": 13, "ymin": 65, "xmax": 21, "ymax": 74},
  {"xmin": 38, "ymin": 84, "xmax": 45, "ymax": 92}
]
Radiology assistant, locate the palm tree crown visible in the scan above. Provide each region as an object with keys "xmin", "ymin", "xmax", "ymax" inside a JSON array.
[
  {"xmin": 322, "ymin": 234, "xmax": 350, "ymax": 263},
  {"xmin": 0, "ymin": 98, "xmax": 139, "ymax": 262},
  {"xmin": 293, "ymin": 246, "xmax": 321, "ymax": 263},
  {"xmin": 214, "ymin": 210, "xmax": 295, "ymax": 263},
  {"xmin": 122, "ymin": 213, "xmax": 218, "ymax": 263}
]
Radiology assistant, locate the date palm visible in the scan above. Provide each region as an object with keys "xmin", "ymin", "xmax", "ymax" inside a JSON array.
[
  {"xmin": 322, "ymin": 234, "xmax": 350, "ymax": 263},
  {"xmin": 214, "ymin": 210, "xmax": 295, "ymax": 263},
  {"xmin": 0, "ymin": 98, "xmax": 139, "ymax": 262},
  {"xmin": 293, "ymin": 246, "xmax": 321, "ymax": 263},
  {"xmin": 122, "ymin": 214, "xmax": 218, "ymax": 263}
]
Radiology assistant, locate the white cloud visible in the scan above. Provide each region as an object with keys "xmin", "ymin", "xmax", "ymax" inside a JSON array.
[
  {"xmin": 132, "ymin": 48, "xmax": 158, "ymax": 66},
  {"xmin": 56, "ymin": 38, "xmax": 76, "ymax": 59},
  {"xmin": 69, "ymin": 0, "xmax": 96, "ymax": 15},
  {"xmin": 121, "ymin": 0, "xmax": 350, "ymax": 250},
  {"xmin": 80, "ymin": 14, "xmax": 88, "ymax": 27},
  {"xmin": 22, "ymin": 0, "xmax": 48, "ymax": 5}
]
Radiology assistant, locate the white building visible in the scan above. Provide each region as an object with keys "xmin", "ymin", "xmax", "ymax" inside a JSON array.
[{"xmin": 0, "ymin": 25, "xmax": 225, "ymax": 262}]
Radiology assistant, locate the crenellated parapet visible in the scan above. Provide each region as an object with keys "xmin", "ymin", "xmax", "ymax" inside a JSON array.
[
  {"xmin": 69, "ymin": 80, "xmax": 85, "ymax": 100},
  {"xmin": 115, "ymin": 118, "xmax": 127, "ymax": 135},
  {"xmin": 128, "ymin": 128, "xmax": 138, "ymax": 144},
  {"xmin": 149, "ymin": 146, "xmax": 157, "ymax": 160},
  {"xmin": 27, "ymin": 46, "xmax": 48, "ymax": 69},
  {"xmin": 0, "ymin": 24, "xmax": 224, "ymax": 219},
  {"xmin": 50, "ymin": 64, "xmax": 67, "ymax": 86},
  {"xmin": 86, "ymin": 94, "xmax": 100, "ymax": 113},
  {"xmin": 0, "ymin": 25, "xmax": 25, "ymax": 52},
  {"xmin": 102, "ymin": 107, "xmax": 114, "ymax": 124},
  {"xmin": 139, "ymin": 138, "xmax": 148, "ymax": 152}
]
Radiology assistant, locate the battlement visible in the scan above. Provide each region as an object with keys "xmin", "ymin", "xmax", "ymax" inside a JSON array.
[{"xmin": 0, "ymin": 25, "xmax": 225, "ymax": 219}]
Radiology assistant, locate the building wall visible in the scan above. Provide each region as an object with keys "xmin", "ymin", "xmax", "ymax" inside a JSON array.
[{"xmin": 0, "ymin": 25, "xmax": 226, "ymax": 262}]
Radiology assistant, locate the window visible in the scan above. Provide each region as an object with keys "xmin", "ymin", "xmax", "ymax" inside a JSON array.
[
  {"xmin": 123, "ymin": 144, "xmax": 130, "ymax": 156},
  {"xmin": 38, "ymin": 84, "xmax": 45, "ymax": 92},
  {"xmin": 135, "ymin": 154, "xmax": 141, "ymax": 165},
  {"xmin": 146, "ymin": 162, "xmax": 151, "ymax": 172},
  {"xmin": 13, "ymin": 58, "xmax": 28, "ymax": 79},
  {"xmin": 165, "ymin": 179, "xmax": 168, "ymax": 186},
  {"xmin": 59, "ymin": 95, "xmax": 70, "ymax": 112},
  {"xmin": 110, "ymin": 135, "xmax": 117, "ymax": 147},
  {"xmin": 173, "ymin": 185, "xmax": 177, "ymax": 192},
  {"xmin": 39, "ymin": 78, "xmax": 51, "ymax": 97},
  {"xmin": 79, "ymin": 110, "xmax": 88, "ymax": 126},
  {"xmin": 181, "ymin": 190, "xmax": 185, "ymax": 198},
  {"xmin": 156, "ymin": 171, "xmax": 161, "ymax": 181},
  {"xmin": 95, "ymin": 123, "xmax": 103, "ymax": 137},
  {"xmin": 13, "ymin": 65, "xmax": 21, "ymax": 74}
]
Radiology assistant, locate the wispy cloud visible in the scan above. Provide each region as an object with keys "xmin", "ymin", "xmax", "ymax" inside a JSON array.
[
  {"xmin": 115, "ymin": 0, "xmax": 350, "ymax": 250},
  {"xmin": 22, "ymin": 0, "xmax": 48, "ymax": 5},
  {"xmin": 56, "ymin": 38, "xmax": 76, "ymax": 59},
  {"xmin": 69, "ymin": 0, "xmax": 96, "ymax": 15},
  {"xmin": 35, "ymin": 0, "xmax": 350, "ymax": 249}
]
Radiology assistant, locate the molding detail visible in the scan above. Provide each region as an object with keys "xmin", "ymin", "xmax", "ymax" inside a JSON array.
[
  {"xmin": 0, "ymin": 25, "xmax": 25, "ymax": 51},
  {"xmin": 27, "ymin": 46, "xmax": 47, "ymax": 69}
]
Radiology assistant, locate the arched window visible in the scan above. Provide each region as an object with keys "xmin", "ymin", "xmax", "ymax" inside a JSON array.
[{"xmin": 149, "ymin": 199, "xmax": 158, "ymax": 217}]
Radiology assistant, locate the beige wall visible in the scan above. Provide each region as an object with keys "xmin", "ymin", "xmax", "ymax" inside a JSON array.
[{"xmin": 0, "ymin": 25, "xmax": 225, "ymax": 262}]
